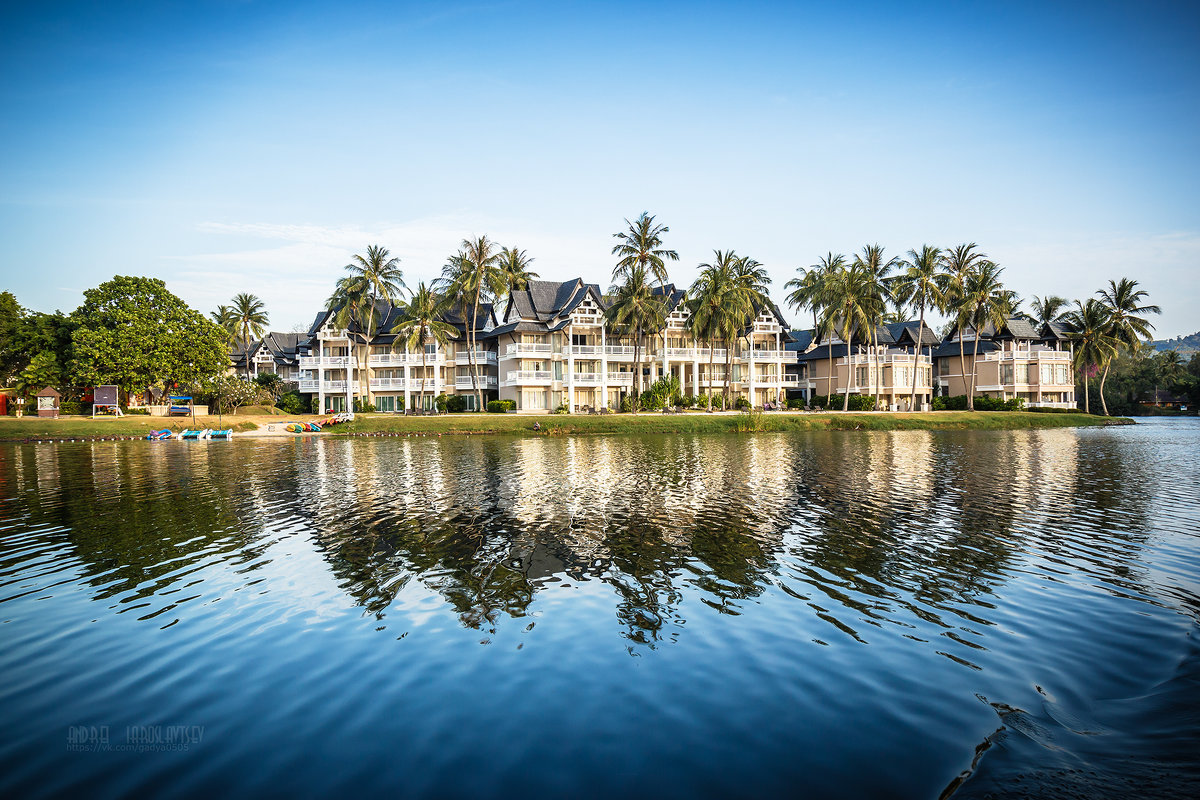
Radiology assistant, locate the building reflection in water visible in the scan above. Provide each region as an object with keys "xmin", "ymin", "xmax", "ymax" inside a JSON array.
[{"xmin": 0, "ymin": 427, "xmax": 1160, "ymax": 656}]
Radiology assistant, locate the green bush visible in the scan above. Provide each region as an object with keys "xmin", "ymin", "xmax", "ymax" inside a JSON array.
[
  {"xmin": 122, "ymin": 406, "xmax": 150, "ymax": 415},
  {"xmin": 639, "ymin": 375, "xmax": 681, "ymax": 411},
  {"xmin": 934, "ymin": 394, "xmax": 1026, "ymax": 411},
  {"xmin": 353, "ymin": 398, "xmax": 376, "ymax": 413},
  {"xmin": 276, "ymin": 391, "xmax": 307, "ymax": 415},
  {"xmin": 1027, "ymin": 405, "xmax": 1080, "ymax": 414},
  {"xmin": 433, "ymin": 394, "xmax": 451, "ymax": 412},
  {"xmin": 58, "ymin": 400, "xmax": 82, "ymax": 415},
  {"xmin": 487, "ymin": 399, "xmax": 516, "ymax": 413},
  {"xmin": 679, "ymin": 394, "xmax": 696, "ymax": 409},
  {"xmin": 787, "ymin": 398, "xmax": 805, "ymax": 410},
  {"xmin": 810, "ymin": 394, "xmax": 877, "ymax": 411},
  {"xmin": 446, "ymin": 395, "xmax": 467, "ymax": 413},
  {"xmin": 311, "ymin": 396, "xmax": 321, "ymax": 414},
  {"xmin": 554, "ymin": 404, "xmax": 570, "ymax": 414},
  {"xmin": 620, "ymin": 395, "xmax": 634, "ymax": 412},
  {"xmin": 735, "ymin": 396, "xmax": 750, "ymax": 410}
]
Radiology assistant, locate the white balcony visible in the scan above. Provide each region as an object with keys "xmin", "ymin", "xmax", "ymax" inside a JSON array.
[
  {"xmin": 369, "ymin": 377, "xmax": 407, "ymax": 391},
  {"xmin": 746, "ymin": 349, "xmax": 784, "ymax": 360},
  {"xmin": 606, "ymin": 372, "xmax": 634, "ymax": 385},
  {"xmin": 455, "ymin": 375, "xmax": 498, "ymax": 389},
  {"xmin": 368, "ymin": 353, "xmax": 409, "ymax": 366},
  {"xmin": 567, "ymin": 345, "xmax": 604, "ymax": 356},
  {"xmin": 300, "ymin": 355, "xmax": 352, "ymax": 368},
  {"xmin": 455, "ymin": 350, "xmax": 498, "ymax": 365},
  {"xmin": 568, "ymin": 372, "xmax": 603, "ymax": 385},
  {"xmin": 504, "ymin": 343, "xmax": 553, "ymax": 357},
  {"xmin": 983, "ymin": 350, "xmax": 1071, "ymax": 362},
  {"xmin": 503, "ymin": 370, "xmax": 554, "ymax": 386},
  {"xmin": 659, "ymin": 347, "xmax": 703, "ymax": 359},
  {"xmin": 603, "ymin": 346, "xmax": 636, "ymax": 359},
  {"xmin": 298, "ymin": 379, "xmax": 319, "ymax": 391}
]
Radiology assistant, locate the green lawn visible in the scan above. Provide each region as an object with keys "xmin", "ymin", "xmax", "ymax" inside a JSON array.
[{"xmin": 0, "ymin": 410, "xmax": 1121, "ymax": 441}]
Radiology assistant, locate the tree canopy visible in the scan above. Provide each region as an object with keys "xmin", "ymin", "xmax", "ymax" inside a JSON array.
[{"xmin": 70, "ymin": 276, "xmax": 229, "ymax": 393}]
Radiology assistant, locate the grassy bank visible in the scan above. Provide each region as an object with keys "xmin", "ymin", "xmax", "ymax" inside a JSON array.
[{"xmin": 0, "ymin": 410, "xmax": 1124, "ymax": 441}]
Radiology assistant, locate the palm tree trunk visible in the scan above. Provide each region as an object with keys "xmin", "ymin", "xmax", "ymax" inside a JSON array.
[
  {"xmin": 968, "ymin": 335, "xmax": 981, "ymax": 410},
  {"xmin": 872, "ymin": 328, "xmax": 881, "ymax": 411},
  {"xmin": 420, "ymin": 347, "xmax": 427, "ymax": 412},
  {"xmin": 911, "ymin": 307, "xmax": 924, "ymax": 411},
  {"xmin": 469, "ymin": 289, "xmax": 483, "ymax": 413},
  {"xmin": 957, "ymin": 325, "xmax": 968, "ymax": 409},
  {"xmin": 842, "ymin": 332, "xmax": 852, "ymax": 412},
  {"xmin": 826, "ymin": 336, "xmax": 834, "ymax": 409},
  {"xmin": 1099, "ymin": 362, "xmax": 1110, "ymax": 416},
  {"xmin": 1083, "ymin": 368, "xmax": 1091, "ymax": 414},
  {"xmin": 632, "ymin": 327, "xmax": 641, "ymax": 413},
  {"xmin": 707, "ymin": 343, "xmax": 715, "ymax": 411},
  {"xmin": 724, "ymin": 336, "xmax": 734, "ymax": 410}
]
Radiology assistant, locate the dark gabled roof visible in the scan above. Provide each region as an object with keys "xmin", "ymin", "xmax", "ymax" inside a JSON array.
[
  {"xmin": 930, "ymin": 339, "xmax": 1001, "ymax": 359},
  {"xmin": 785, "ymin": 329, "xmax": 814, "ymax": 352},
  {"xmin": 1043, "ymin": 321, "xmax": 1074, "ymax": 340},
  {"xmin": 503, "ymin": 278, "xmax": 605, "ymax": 331},
  {"xmin": 306, "ymin": 311, "xmax": 330, "ymax": 338},
  {"xmin": 653, "ymin": 283, "xmax": 686, "ymax": 313},
  {"xmin": 884, "ymin": 320, "xmax": 939, "ymax": 347},
  {"xmin": 795, "ymin": 343, "xmax": 852, "ymax": 361},
  {"xmin": 229, "ymin": 339, "xmax": 262, "ymax": 361},
  {"xmin": 490, "ymin": 319, "xmax": 555, "ymax": 337}
]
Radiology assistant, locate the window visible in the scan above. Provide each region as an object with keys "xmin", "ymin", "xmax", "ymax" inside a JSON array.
[
  {"xmin": 522, "ymin": 390, "xmax": 547, "ymax": 409},
  {"xmin": 896, "ymin": 367, "xmax": 909, "ymax": 387},
  {"xmin": 572, "ymin": 333, "xmax": 588, "ymax": 346},
  {"xmin": 1001, "ymin": 364, "xmax": 1014, "ymax": 384},
  {"xmin": 855, "ymin": 366, "xmax": 869, "ymax": 385},
  {"xmin": 376, "ymin": 396, "xmax": 395, "ymax": 413},
  {"xmin": 1056, "ymin": 365, "xmax": 1070, "ymax": 385},
  {"xmin": 939, "ymin": 359, "xmax": 950, "ymax": 376},
  {"xmin": 1017, "ymin": 364, "xmax": 1031, "ymax": 384}
]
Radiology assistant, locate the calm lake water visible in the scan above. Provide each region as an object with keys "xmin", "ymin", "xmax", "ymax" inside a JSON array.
[{"xmin": 1, "ymin": 420, "xmax": 1198, "ymax": 798}]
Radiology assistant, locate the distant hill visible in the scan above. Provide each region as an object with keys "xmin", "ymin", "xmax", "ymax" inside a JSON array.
[{"xmin": 1152, "ymin": 331, "xmax": 1200, "ymax": 354}]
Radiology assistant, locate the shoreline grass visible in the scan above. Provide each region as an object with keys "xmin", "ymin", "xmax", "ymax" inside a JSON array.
[{"xmin": 0, "ymin": 410, "xmax": 1125, "ymax": 441}]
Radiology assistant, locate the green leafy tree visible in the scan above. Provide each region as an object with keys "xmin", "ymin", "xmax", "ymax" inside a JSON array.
[
  {"xmin": 894, "ymin": 245, "xmax": 945, "ymax": 410},
  {"xmin": 816, "ymin": 258, "xmax": 875, "ymax": 410},
  {"xmin": 962, "ymin": 261, "xmax": 1010, "ymax": 410},
  {"xmin": 392, "ymin": 283, "xmax": 458, "ymax": 411},
  {"xmin": 70, "ymin": 276, "xmax": 228, "ymax": 395},
  {"xmin": 439, "ymin": 237, "xmax": 504, "ymax": 412},
  {"xmin": 15, "ymin": 351, "xmax": 63, "ymax": 398},
  {"xmin": 790, "ymin": 253, "xmax": 845, "ymax": 403},
  {"xmin": 498, "ymin": 246, "xmax": 538, "ymax": 293},
  {"xmin": 0, "ymin": 291, "xmax": 26, "ymax": 383},
  {"xmin": 230, "ymin": 293, "xmax": 269, "ymax": 377},
  {"xmin": 851, "ymin": 244, "xmax": 899, "ymax": 410},
  {"xmin": 1096, "ymin": 278, "xmax": 1160, "ymax": 416},
  {"xmin": 1064, "ymin": 299, "xmax": 1118, "ymax": 414},
  {"xmin": 1030, "ymin": 295, "xmax": 1069, "ymax": 326},
  {"xmin": 688, "ymin": 251, "xmax": 741, "ymax": 410},
  {"xmin": 605, "ymin": 264, "xmax": 667, "ymax": 410},
  {"xmin": 328, "ymin": 245, "xmax": 406, "ymax": 409},
  {"xmin": 938, "ymin": 243, "xmax": 990, "ymax": 404}
]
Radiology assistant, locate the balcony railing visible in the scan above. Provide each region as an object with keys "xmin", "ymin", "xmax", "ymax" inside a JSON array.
[
  {"xmin": 369, "ymin": 377, "xmax": 407, "ymax": 390},
  {"xmin": 367, "ymin": 353, "xmax": 407, "ymax": 366},
  {"xmin": 603, "ymin": 346, "xmax": 636, "ymax": 358},
  {"xmin": 567, "ymin": 345, "xmax": 604, "ymax": 356},
  {"xmin": 300, "ymin": 355, "xmax": 352, "ymax": 368},
  {"xmin": 455, "ymin": 375, "xmax": 498, "ymax": 389},
  {"xmin": 504, "ymin": 343, "xmax": 553, "ymax": 356},
  {"xmin": 455, "ymin": 350, "xmax": 498, "ymax": 365},
  {"xmin": 982, "ymin": 350, "xmax": 1071, "ymax": 362},
  {"xmin": 298, "ymin": 380, "xmax": 348, "ymax": 392},
  {"xmin": 607, "ymin": 372, "xmax": 634, "ymax": 385},
  {"xmin": 1027, "ymin": 401, "xmax": 1075, "ymax": 409},
  {"xmin": 569, "ymin": 372, "xmax": 602, "ymax": 385},
  {"xmin": 504, "ymin": 370, "xmax": 554, "ymax": 385},
  {"xmin": 745, "ymin": 349, "xmax": 784, "ymax": 360}
]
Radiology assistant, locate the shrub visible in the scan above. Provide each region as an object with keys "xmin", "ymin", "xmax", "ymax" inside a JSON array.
[
  {"xmin": 353, "ymin": 398, "xmax": 376, "ymax": 413},
  {"xmin": 446, "ymin": 395, "xmax": 467, "ymax": 413},
  {"xmin": 253, "ymin": 372, "xmax": 286, "ymax": 400},
  {"xmin": 810, "ymin": 394, "xmax": 877, "ymax": 411},
  {"xmin": 679, "ymin": 394, "xmax": 696, "ymax": 409},
  {"xmin": 276, "ymin": 391, "xmax": 307, "ymax": 415},
  {"xmin": 639, "ymin": 375, "xmax": 680, "ymax": 411},
  {"xmin": 311, "ymin": 395, "xmax": 321, "ymax": 414},
  {"xmin": 554, "ymin": 404, "xmax": 570, "ymax": 414},
  {"xmin": 735, "ymin": 396, "xmax": 750, "ymax": 410},
  {"xmin": 487, "ymin": 399, "xmax": 516, "ymax": 413},
  {"xmin": 735, "ymin": 408, "xmax": 765, "ymax": 432},
  {"xmin": 58, "ymin": 400, "xmax": 82, "ymax": 415},
  {"xmin": 620, "ymin": 395, "xmax": 635, "ymax": 413},
  {"xmin": 1027, "ymin": 405, "xmax": 1079, "ymax": 414},
  {"xmin": 433, "ymin": 394, "xmax": 451, "ymax": 412},
  {"xmin": 121, "ymin": 406, "xmax": 150, "ymax": 415},
  {"xmin": 787, "ymin": 398, "xmax": 805, "ymax": 410}
]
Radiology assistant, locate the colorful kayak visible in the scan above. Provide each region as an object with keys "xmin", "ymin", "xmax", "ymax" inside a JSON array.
[{"xmin": 146, "ymin": 429, "xmax": 172, "ymax": 440}]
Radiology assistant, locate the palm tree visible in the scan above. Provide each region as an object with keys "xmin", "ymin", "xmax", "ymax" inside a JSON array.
[
  {"xmin": 1030, "ymin": 295, "xmax": 1069, "ymax": 327},
  {"xmin": 730, "ymin": 255, "xmax": 772, "ymax": 407},
  {"xmin": 610, "ymin": 213, "xmax": 678, "ymax": 403},
  {"xmin": 605, "ymin": 264, "xmax": 666, "ymax": 411},
  {"xmin": 894, "ymin": 245, "xmax": 945, "ymax": 411},
  {"xmin": 784, "ymin": 264, "xmax": 825, "ymax": 332},
  {"xmin": 852, "ymin": 245, "xmax": 899, "ymax": 410},
  {"xmin": 498, "ymin": 246, "xmax": 539, "ymax": 293},
  {"xmin": 688, "ymin": 252, "xmax": 741, "ymax": 411},
  {"xmin": 962, "ymin": 261, "xmax": 1009, "ymax": 409},
  {"xmin": 392, "ymin": 283, "xmax": 458, "ymax": 412},
  {"xmin": 439, "ymin": 236, "xmax": 504, "ymax": 412},
  {"xmin": 229, "ymin": 293, "xmax": 269, "ymax": 379},
  {"xmin": 793, "ymin": 253, "xmax": 846, "ymax": 405},
  {"xmin": 330, "ymin": 245, "xmax": 406, "ymax": 408},
  {"xmin": 211, "ymin": 304, "xmax": 237, "ymax": 344},
  {"xmin": 1064, "ymin": 299, "xmax": 1117, "ymax": 414},
  {"xmin": 1096, "ymin": 278, "xmax": 1160, "ymax": 416},
  {"xmin": 612, "ymin": 212, "xmax": 679, "ymax": 286},
  {"xmin": 816, "ymin": 259, "xmax": 875, "ymax": 411},
  {"xmin": 939, "ymin": 243, "xmax": 989, "ymax": 404}
]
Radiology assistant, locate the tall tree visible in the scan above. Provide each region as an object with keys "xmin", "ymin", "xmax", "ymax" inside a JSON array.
[
  {"xmin": 894, "ymin": 245, "xmax": 945, "ymax": 411},
  {"xmin": 610, "ymin": 213, "xmax": 678, "ymax": 401},
  {"xmin": 816, "ymin": 259, "xmax": 874, "ymax": 411},
  {"xmin": 939, "ymin": 243, "xmax": 990, "ymax": 406},
  {"xmin": 730, "ymin": 255, "xmax": 772, "ymax": 407},
  {"xmin": 392, "ymin": 283, "xmax": 458, "ymax": 412},
  {"xmin": 230, "ymin": 293, "xmax": 269, "ymax": 378},
  {"xmin": 687, "ymin": 253, "xmax": 740, "ymax": 410},
  {"xmin": 604, "ymin": 264, "xmax": 666, "ymax": 410},
  {"xmin": 498, "ymin": 246, "xmax": 539, "ymax": 293},
  {"xmin": 1096, "ymin": 278, "xmax": 1160, "ymax": 416},
  {"xmin": 1030, "ymin": 295, "xmax": 1069, "ymax": 327},
  {"xmin": 440, "ymin": 236, "xmax": 504, "ymax": 412},
  {"xmin": 1064, "ymin": 299, "xmax": 1117, "ymax": 414},
  {"xmin": 852, "ymin": 245, "xmax": 899, "ymax": 410},
  {"xmin": 71, "ymin": 276, "xmax": 228, "ymax": 395},
  {"xmin": 329, "ymin": 245, "xmax": 406, "ymax": 409},
  {"xmin": 795, "ymin": 253, "xmax": 846, "ymax": 404},
  {"xmin": 962, "ymin": 261, "xmax": 1010, "ymax": 409}
]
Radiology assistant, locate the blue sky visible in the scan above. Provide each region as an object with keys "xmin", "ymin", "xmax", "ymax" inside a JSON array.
[{"xmin": 2, "ymin": 0, "xmax": 1198, "ymax": 336}]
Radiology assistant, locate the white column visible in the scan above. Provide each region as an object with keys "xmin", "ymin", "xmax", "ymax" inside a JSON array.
[
  {"xmin": 599, "ymin": 325, "xmax": 608, "ymax": 409},
  {"xmin": 403, "ymin": 355, "xmax": 411, "ymax": 412},
  {"xmin": 567, "ymin": 324, "xmax": 575, "ymax": 411}
]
